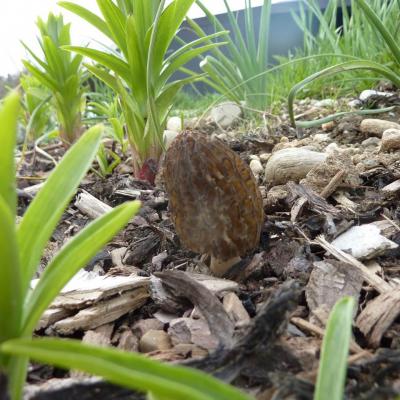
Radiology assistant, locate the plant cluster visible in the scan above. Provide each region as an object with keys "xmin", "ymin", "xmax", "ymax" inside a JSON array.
[
  {"xmin": 23, "ymin": 13, "xmax": 85, "ymax": 146},
  {"xmin": 0, "ymin": 91, "xmax": 250, "ymax": 400}
]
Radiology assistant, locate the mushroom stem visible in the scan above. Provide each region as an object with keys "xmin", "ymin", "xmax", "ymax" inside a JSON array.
[{"xmin": 210, "ymin": 256, "xmax": 241, "ymax": 277}]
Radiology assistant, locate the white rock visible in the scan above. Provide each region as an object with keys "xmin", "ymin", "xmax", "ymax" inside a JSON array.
[
  {"xmin": 210, "ymin": 102, "xmax": 242, "ymax": 129},
  {"xmin": 250, "ymin": 159, "xmax": 263, "ymax": 176},
  {"xmin": 380, "ymin": 128, "xmax": 400, "ymax": 152},
  {"xmin": 167, "ymin": 116, "xmax": 183, "ymax": 132},
  {"xmin": 249, "ymin": 154, "xmax": 260, "ymax": 161},
  {"xmin": 325, "ymin": 143, "xmax": 340, "ymax": 154},
  {"xmin": 348, "ymin": 99, "xmax": 362, "ymax": 108},
  {"xmin": 163, "ymin": 130, "xmax": 179, "ymax": 149},
  {"xmin": 359, "ymin": 90, "xmax": 393, "ymax": 102},
  {"xmin": 313, "ymin": 133, "xmax": 331, "ymax": 143},
  {"xmin": 360, "ymin": 119, "xmax": 400, "ymax": 137},
  {"xmin": 265, "ymin": 148, "xmax": 326, "ymax": 185},
  {"xmin": 314, "ymin": 99, "xmax": 336, "ymax": 108},
  {"xmin": 331, "ymin": 224, "xmax": 398, "ymax": 260}
]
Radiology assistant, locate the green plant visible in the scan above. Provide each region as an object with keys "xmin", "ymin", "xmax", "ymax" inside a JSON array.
[
  {"xmin": 60, "ymin": 0, "xmax": 227, "ymax": 180},
  {"xmin": 288, "ymin": 0, "xmax": 400, "ymax": 127},
  {"xmin": 314, "ymin": 296, "xmax": 355, "ymax": 400},
  {"xmin": 19, "ymin": 74, "xmax": 53, "ymax": 141},
  {"xmin": 0, "ymin": 91, "xmax": 251, "ymax": 400},
  {"xmin": 186, "ymin": 0, "xmax": 272, "ymax": 111},
  {"xmin": 0, "ymin": 91, "xmax": 137, "ymax": 398},
  {"xmin": 23, "ymin": 13, "xmax": 85, "ymax": 146}
]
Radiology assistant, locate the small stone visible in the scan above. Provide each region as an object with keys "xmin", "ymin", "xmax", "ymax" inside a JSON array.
[
  {"xmin": 163, "ymin": 130, "xmax": 179, "ymax": 149},
  {"xmin": 322, "ymin": 121, "xmax": 335, "ymax": 131},
  {"xmin": 360, "ymin": 119, "xmax": 400, "ymax": 137},
  {"xmin": 348, "ymin": 99, "xmax": 362, "ymax": 108},
  {"xmin": 223, "ymin": 293, "xmax": 250, "ymax": 325},
  {"xmin": 313, "ymin": 133, "xmax": 331, "ymax": 142},
  {"xmin": 314, "ymin": 99, "xmax": 336, "ymax": 108},
  {"xmin": 361, "ymin": 137, "xmax": 381, "ymax": 148},
  {"xmin": 332, "ymin": 224, "xmax": 398, "ymax": 260},
  {"xmin": 265, "ymin": 148, "xmax": 326, "ymax": 185},
  {"xmin": 250, "ymin": 159, "xmax": 263, "ymax": 176},
  {"xmin": 216, "ymin": 133, "xmax": 228, "ymax": 141},
  {"xmin": 132, "ymin": 318, "xmax": 164, "ymax": 338},
  {"xmin": 168, "ymin": 318, "xmax": 218, "ymax": 350},
  {"xmin": 359, "ymin": 89, "xmax": 393, "ymax": 102},
  {"xmin": 210, "ymin": 102, "xmax": 242, "ymax": 129},
  {"xmin": 259, "ymin": 153, "xmax": 271, "ymax": 162},
  {"xmin": 139, "ymin": 330, "xmax": 172, "ymax": 353},
  {"xmin": 117, "ymin": 329, "xmax": 139, "ymax": 352},
  {"xmin": 325, "ymin": 143, "xmax": 340, "ymax": 155},
  {"xmin": 249, "ymin": 154, "xmax": 260, "ymax": 161},
  {"xmin": 167, "ymin": 117, "xmax": 183, "ymax": 132},
  {"xmin": 380, "ymin": 129, "xmax": 400, "ymax": 152}
]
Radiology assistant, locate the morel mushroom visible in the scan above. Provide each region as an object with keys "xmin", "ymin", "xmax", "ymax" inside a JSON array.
[{"xmin": 163, "ymin": 130, "xmax": 264, "ymax": 276}]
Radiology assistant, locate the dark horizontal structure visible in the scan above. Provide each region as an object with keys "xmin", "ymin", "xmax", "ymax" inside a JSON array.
[{"xmin": 173, "ymin": 0, "xmax": 351, "ymax": 93}]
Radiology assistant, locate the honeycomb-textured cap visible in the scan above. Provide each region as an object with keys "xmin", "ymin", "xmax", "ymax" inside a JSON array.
[{"xmin": 163, "ymin": 130, "xmax": 264, "ymax": 261}]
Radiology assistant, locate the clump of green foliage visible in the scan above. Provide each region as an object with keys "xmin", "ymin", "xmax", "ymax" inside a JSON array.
[
  {"xmin": 23, "ymin": 13, "xmax": 85, "ymax": 146},
  {"xmin": 0, "ymin": 90, "xmax": 251, "ymax": 400},
  {"xmin": 60, "ymin": 0, "xmax": 227, "ymax": 180},
  {"xmin": 288, "ymin": 0, "xmax": 400, "ymax": 128}
]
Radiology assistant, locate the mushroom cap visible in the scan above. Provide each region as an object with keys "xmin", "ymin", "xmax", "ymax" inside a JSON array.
[{"xmin": 163, "ymin": 130, "xmax": 264, "ymax": 261}]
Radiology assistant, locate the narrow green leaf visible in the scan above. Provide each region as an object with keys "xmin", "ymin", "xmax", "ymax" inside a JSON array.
[
  {"xmin": 0, "ymin": 196, "xmax": 21, "ymax": 345},
  {"xmin": 17, "ymin": 125, "xmax": 103, "ymax": 296},
  {"xmin": 64, "ymin": 46, "xmax": 131, "ymax": 82},
  {"xmin": 2, "ymin": 338, "xmax": 252, "ymax": 400},
  {"xmin": 356, "ymin": 0, "xmax": 400, "ymax": 65},
  {"xmin": 288, "ymin": 60, "xmax": 400, "ymax": 127},
  {"xmin": 314, "ymin": 297, "xmax": 355, "ymax": 400},
  {"xmin": 0, "ymin": 91, "xmax": 20, "ymax": 216},
  {"xmin": 58, "ymin": 1, "xmax": 111, "ymax": 39},
  {"xmin": 22, "ymin": 201, "xmax": 141, "ymax": 334}
]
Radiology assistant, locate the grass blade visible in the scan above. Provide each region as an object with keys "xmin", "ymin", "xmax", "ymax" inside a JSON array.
[
  {"xmin": 288, "ymin": 60, "xmax": 400, "ymax": 127},
  {"xmin": 0, "ymin": 196, "xmax": 21, "ymax": 347},
  {"xmin": 22, "ymin": 201, "xmax": 141, "ymax": 334},
  {"xmin": 2, "ymin": 338, "xmax": 252, "ymax": 400},
  {"xmin": 0, "ymin": 91, "xmax": 20, "ymax": 216},
  {"xmin": 355, "ymin": 0, "xmax": 400, "ymax": 65},
  {"xmin": 17, "ymin": 125, "xmax": 103, "ymax": 296},
  {"xmin": 314, "ymin": 297, "xmax": 355, "ymax": 400}
]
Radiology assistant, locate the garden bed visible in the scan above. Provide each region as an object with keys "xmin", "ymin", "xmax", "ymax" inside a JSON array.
[{"xmin": 16, "ymin": 89, "xmax": 400, "ymax": 399}]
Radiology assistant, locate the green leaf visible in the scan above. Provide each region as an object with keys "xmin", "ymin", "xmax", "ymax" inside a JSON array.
[
  {"xmin": 58, "ymin": 1, "xmax": 111, "ymax": 39},
  {"xmin": 0, "ymin": 91, "xmax": 20, "ymax": 216},
  {"xmin": 2, "ymin": 338, "xmax": 252, "ymax": 400},
  {"xmin": 314, "ymin": 297, "xmax": 355, "ymax": 400},
  {"xmin": 0, "ymin": 196, "xmax": 21, "ymax": 346},
  {"xmin": 17, "ymin": 125, "xmax": 103, "ymax": 296},
  {"xmin": 355, "ymin": 0, "xmax": 400, "ymax": 65},
  {"xmin": 64, "ymin": 46, "xmax": 131, "ymax": 82},
  {"xmin": 22, "ymin": 201, "xmax": 141, "ymax": 334}
]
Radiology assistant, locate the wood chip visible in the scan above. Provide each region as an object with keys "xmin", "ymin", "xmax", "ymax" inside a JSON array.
[
  {"xmin": 356, "ymin": 287, "xmax": 400, "ymax": 348},
  {"xmin": 53, "ymin": 288, "xmax": 149, "ymax": 334},
  {"xmin": 74, "ymin": 190, "xmax": 112, "ymax": 219},
  {"xmin": 36, "ymin": 308, "xmax": 74, "ymax": 330},
  {"xmin": 51, "ymin": 275, "xmax": 149, "ymax": 310},
  {"xmin": 155, "ymin": 271, "xmax": 235, "ymax": 348},
  {"xmin": 306, "ymin": 260, "xmax": 363, "ymax": 314},
  {"xmin": 315, "ymin": 236, "xmax": 393, "ymax": 294},
  {"xmin": 223, "ymin": 292, "xmax": 251, "ymax": 326}
]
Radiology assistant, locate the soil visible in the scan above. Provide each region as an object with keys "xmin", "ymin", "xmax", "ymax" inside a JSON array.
[{"xmin": 16, "ymin": 92, "xmax": 400, "ymax": 400}]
